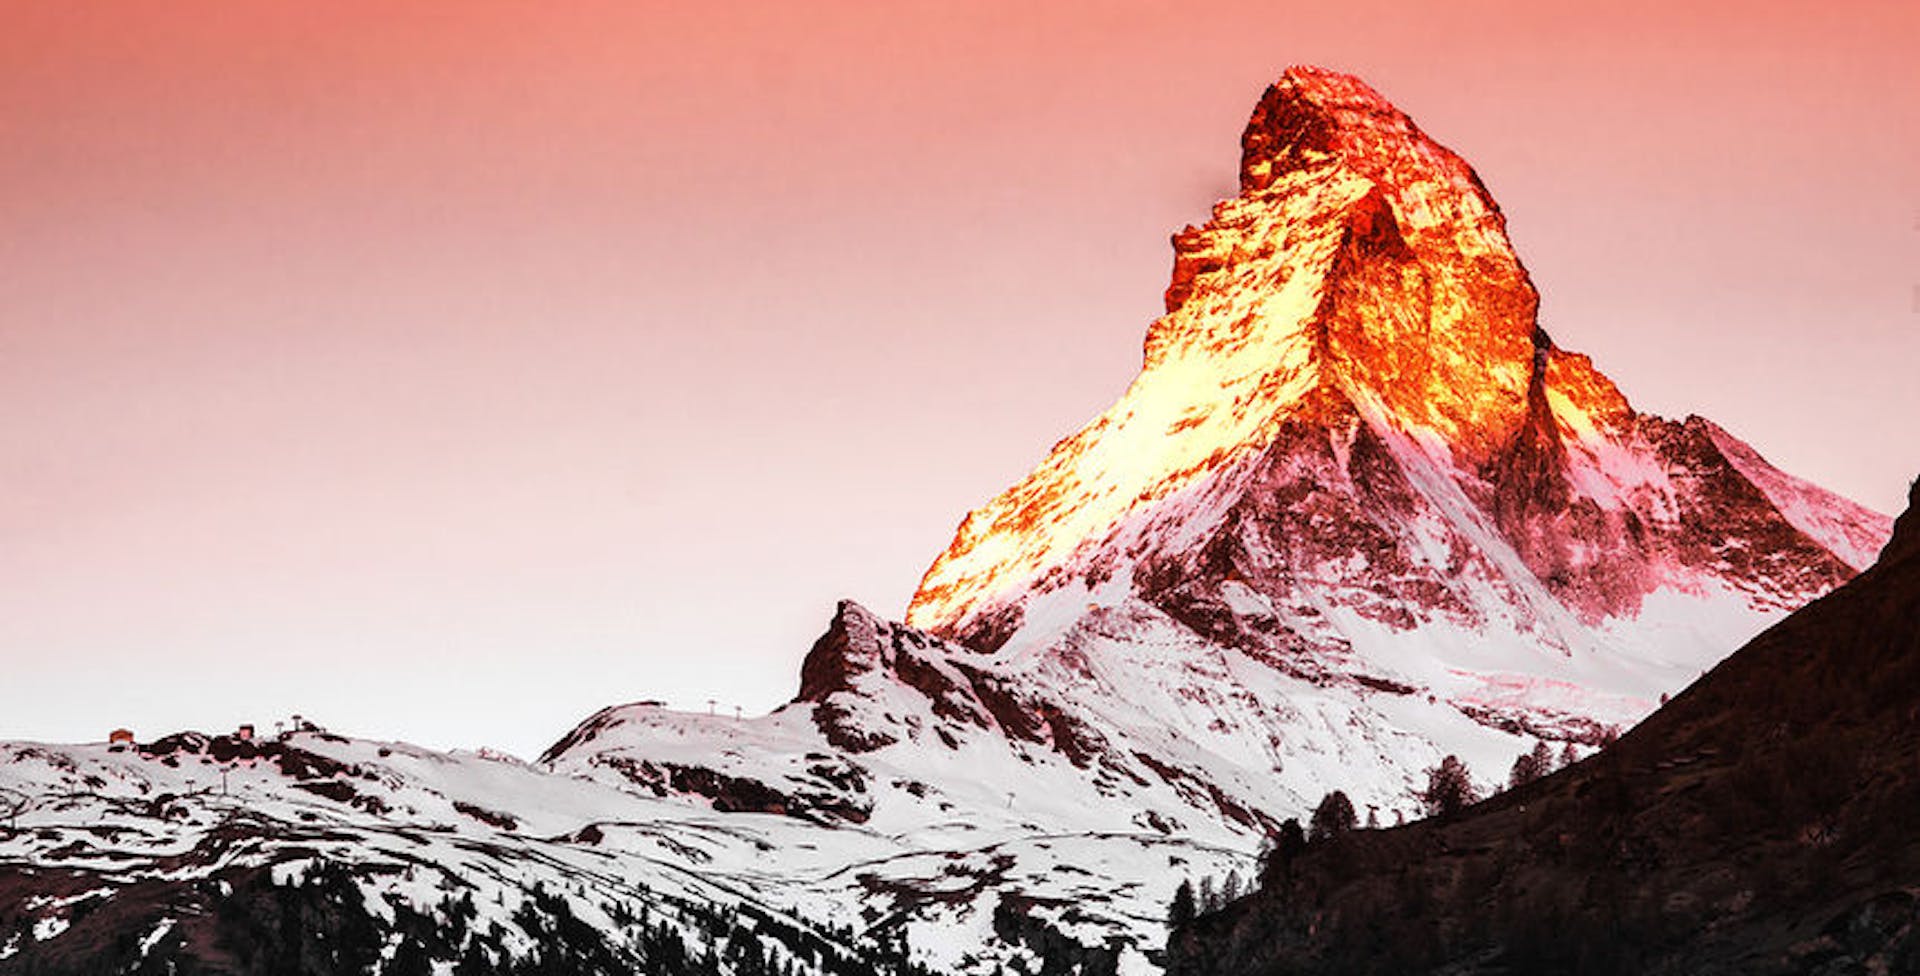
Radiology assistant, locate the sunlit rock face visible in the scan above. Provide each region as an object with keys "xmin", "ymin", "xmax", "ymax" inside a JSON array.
[{"xmin": 907, "ymin": 66, "xmax": 1885, "ymax": 660}]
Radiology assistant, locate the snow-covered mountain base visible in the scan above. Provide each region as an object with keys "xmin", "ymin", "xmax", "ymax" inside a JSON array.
[{"xmin": 0, "ymin": 729, "xmax": 1243, "ymax": 975}]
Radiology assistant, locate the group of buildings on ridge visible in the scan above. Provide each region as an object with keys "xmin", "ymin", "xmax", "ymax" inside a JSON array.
[{"xmin": 104, "ymin": 716, "xmax": 323, "ymax": 752}]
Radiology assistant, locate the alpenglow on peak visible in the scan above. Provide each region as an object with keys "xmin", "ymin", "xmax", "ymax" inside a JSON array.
[{"xmin": 905, "ymin": 65, "xmax": 1885, "ymax": 656}]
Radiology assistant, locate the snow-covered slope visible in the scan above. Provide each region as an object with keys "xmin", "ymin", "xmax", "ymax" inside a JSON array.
[
  {"xmin": 0, "ymin": 66, "xmax": 1892, "ymax": 975},
  {"xmin": 0, "ymin": 728, "xmax": 1240, "ymax": 974},
  {"xmin": 0, "ymin": 730, "xmax": 860, "ymax": 974}
]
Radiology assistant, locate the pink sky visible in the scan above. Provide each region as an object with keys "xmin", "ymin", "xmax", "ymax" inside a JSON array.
[{"xmin": 3, "ymin": 2, "xmax": 1916, "ymax": 756}]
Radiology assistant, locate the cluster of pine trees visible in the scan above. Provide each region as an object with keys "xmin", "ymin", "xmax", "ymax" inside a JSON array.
[
  {"xmin": 1167, "ymin": 739, "xmax": 1602, "ymax": 929},
  {"xmin": 1163, "ymin": 869, "xmax": 1251, "ymax": 931},
  {"xmin": 1415, "ymin": 739, "xmax": 1594, "ymax": 820}
]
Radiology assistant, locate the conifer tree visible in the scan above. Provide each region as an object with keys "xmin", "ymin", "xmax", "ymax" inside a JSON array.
[
  {"xmin": 1258, "ymin": 819, "xmax": 1307, "ymax": 886},
  {"xmin": 1308, "ymin": 790, "xmax": 1358, "ymax": 841},
  {"xmin": 1418, "ymin": 755, "xmax": 1478, "ymax": 816},
  {"xmin": 1508, "ymin": 740, "xmax": 1555, "ymax": 789},
  {"xmin": 1167, "ymin": 880, "xmax": 1197, "ymax": 929}
]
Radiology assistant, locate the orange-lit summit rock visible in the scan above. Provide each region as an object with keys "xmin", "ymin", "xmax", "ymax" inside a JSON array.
[{"xmin": 906, "ymin": 66, "xmax": 1886, "ymax": 656}]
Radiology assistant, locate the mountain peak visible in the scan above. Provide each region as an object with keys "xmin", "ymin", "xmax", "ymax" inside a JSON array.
[
  {"xmin": 1156, "ymin": 64, "xmax": 1542, "ymax": 453},
  {"xmin": 908, "ymin": 68, "xmax": 1547, "ymax": 638},
  {"xmin": 1239, "ymin": 66, "xmax": 1427, "ymax": 191},
  {"xmin": 907, "ymin": 68, "xmax": 1884, "ymax": 661}
]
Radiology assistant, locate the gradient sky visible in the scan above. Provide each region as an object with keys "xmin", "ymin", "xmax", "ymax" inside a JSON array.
[{"xmin": 4, "ymin": 1, "xmax": 1916, "ymax": 757}]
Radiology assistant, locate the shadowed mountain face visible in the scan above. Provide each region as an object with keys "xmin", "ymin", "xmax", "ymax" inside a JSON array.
[{"xmin": 1168, "ymin": 478, "xmax": 1920, "ymax": 976}]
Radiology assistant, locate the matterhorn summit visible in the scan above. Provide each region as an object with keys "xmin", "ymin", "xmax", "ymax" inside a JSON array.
[{"xmin": 909, "ymin": 66, "xmax": 1883, "ymax": 657}]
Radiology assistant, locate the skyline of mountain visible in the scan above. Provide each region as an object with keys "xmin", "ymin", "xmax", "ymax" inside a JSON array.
[
  {"xmin": 6, "ymin": 3, "xmax": 1918, "ymax": 757},
  {"xmin": 1, "ymin": 64, "xmax": 1906, "ymax": 976}
]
